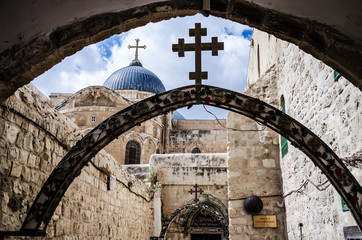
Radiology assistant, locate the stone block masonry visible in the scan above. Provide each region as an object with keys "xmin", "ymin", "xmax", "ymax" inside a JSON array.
[
  {"xmin": 150, "ymin": 154, "xmax": 229, "ymax": 239},
  {"xmin": 278, "ymin": 41, "xmax": 362, "ymax": 240},
  {"xmin": 0, "ymin": 84, "xmax": 154, "ymax": 239},
  {"xmin": 247, "ymin": 29, "xmax": 362, "ymax": 239},
  {"xmin": 150, "ymin": 153, "xmax": 228, "ymax": 216},
  {"xmin": 168, "ymin": 119, "xmax": 227, "ymax": 154},
  {"xmin": 227, "ymin": 112, "xmax": 286, "ymax": 240}
]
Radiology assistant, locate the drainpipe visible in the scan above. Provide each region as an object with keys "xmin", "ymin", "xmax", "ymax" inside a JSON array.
[{"xmin": 162, "ymin": 113, "xmax": 167, "ymax": 153}]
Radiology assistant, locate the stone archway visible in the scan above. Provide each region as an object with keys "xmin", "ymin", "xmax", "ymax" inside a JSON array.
[
  {"xmin": 160, "ymin": 200, "xmax": 229, "ymax": 238},
  {"xmin": 12, "ymin": 84, "xmax": 361, "ymax": 236},
  {"xmin": 1, "ymin": 1, "xmax": 362, "ymax": 103},
  {"xmin": 182, "ymin": 194, "xmax": 229, "ymax": 237}
]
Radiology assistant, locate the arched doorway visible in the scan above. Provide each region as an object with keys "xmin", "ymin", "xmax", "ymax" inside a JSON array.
[
  {"xmin": 161, "ymin": 194, "xmax": 229, "ymax": 239},
  {"xmin": 16, "ymin": 84, "xmax": 361, "ymax": 236}
]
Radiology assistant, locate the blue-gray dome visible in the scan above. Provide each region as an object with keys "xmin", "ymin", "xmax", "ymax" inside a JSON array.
[
  {"xmin": 103, "ymin": 60, "xmax": 166, "ymax": 94},
  {"xmin": 173, "ymin": 111, "xmax": 186, "ymax": 120}
]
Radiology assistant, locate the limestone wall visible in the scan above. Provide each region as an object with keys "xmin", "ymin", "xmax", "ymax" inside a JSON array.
[
  {"xmin": 151, "ymin": 154, "xmax": 228, "ymax": 214},
  {"xmin": 168, "ymin": 120, "xmax": 227, "ymax": 154},
  {"xmin": 150, "ymin": 154, "xmax": 229, "ymax": 239},
  {"xmin": 49, "ymin": 93, "xmax": 73, "ymax": 107},
  {"xmin": 0, "ymin": 84, "xmax": 154, "ymax": 239},
  {"xmin": 227, "ymin": 112, "xmax": 286, "ymax": 240},
  {"xmin": 247, "ymin": 30, "xmax": 282, "ymax": 86},
  {"xmin": 248, "ymin": 29, "xmax": 362, "ymax": 239},
  {"xmin": 52, "ymin": 86, "xmax": 165, "ymax": 165}
]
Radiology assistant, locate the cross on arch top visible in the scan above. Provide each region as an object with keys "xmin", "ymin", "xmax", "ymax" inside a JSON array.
[
  {"xmin": 189, "ymin": 184, "xmax": 204, "ymax": 202},
  {"xmin": 172, "ymin": 23, "xmax": 224, "ymax": 91}
]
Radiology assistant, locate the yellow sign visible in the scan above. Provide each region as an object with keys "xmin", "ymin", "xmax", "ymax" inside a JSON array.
[{"xmin": 253, "ymin": 215, "xmax": 277, "ymax": 228}]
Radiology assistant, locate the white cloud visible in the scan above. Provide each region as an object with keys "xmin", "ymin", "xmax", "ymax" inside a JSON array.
[{"xmin": 32, "ymin": 14, "xmax": 252, "ymax": 119}]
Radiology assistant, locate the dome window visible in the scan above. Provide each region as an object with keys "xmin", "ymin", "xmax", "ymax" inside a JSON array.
[{"xmin": 192, "ymin": 147, "xmax": 201, "ymax": 154}]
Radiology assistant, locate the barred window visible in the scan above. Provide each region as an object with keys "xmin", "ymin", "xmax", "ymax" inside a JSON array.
[
  {"xmin": 192, "ymin": 147, "xmax": 201, "ymax": 154},
  {"xmin": 91, "ymin": 115, "xmax": 96, "ymax": 122},
  {"xmin": 125, "ymin": 140, "xmax": 141, "ymax": 164}
]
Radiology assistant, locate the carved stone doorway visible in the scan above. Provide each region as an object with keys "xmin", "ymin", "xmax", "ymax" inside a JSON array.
[{"xmin": 191, "ymin": 234, "xmax": 222, "ymax": 240}]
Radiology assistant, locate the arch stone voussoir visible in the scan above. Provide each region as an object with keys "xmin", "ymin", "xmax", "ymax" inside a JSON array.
[{"xmin": 19, "ymin": 85, "xmax": 361, "ymax": 236}]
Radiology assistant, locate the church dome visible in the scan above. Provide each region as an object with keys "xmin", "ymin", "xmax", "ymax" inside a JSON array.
[
  {"xmin": 173, "ymin": 111, "xmax": 186, "ymax": 120},
  {"xmin": 103, "ymin": 60, "xmax": 166, "ymax": 94}
]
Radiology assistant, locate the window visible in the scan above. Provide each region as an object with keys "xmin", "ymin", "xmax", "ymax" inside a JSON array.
[
  {"xmin": 192, "ymin": 147, "xmax": 201, "ymax": 154},
  {"xmin": 280, "ymin": 96, "xmax": 288, "ymax": 158},
  {"xmin": 125, "ymin": 140, "xmax": 141, "ymax": 164},
  {"xmin": 341, "ymin": 197, "xmax": 349, "ymax": 212},
  {"xmin": 334, "ymin": 70, "xmax": 341, "ymax": 81},
  {"xmin": 91, "ymin": 115, "xmax": 96, "ymax": 122}
]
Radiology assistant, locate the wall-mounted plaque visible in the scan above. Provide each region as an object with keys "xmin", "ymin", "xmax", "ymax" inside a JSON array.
[{"xmin": 253, "ymin": 215, "xmax": 277, "ymax": 228}]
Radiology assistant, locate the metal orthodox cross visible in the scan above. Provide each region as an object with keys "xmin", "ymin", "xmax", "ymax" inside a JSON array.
[
  {"xmin": 128, "ymin": 38, "xmax": 146, "ymax": 61},
  {"xmin": 189, "ymin": 184, "xmax": 204, "ymax": 202},
  {"xmin": 172, "ymin": 23, "xmax": 224, "ymax": 91}
]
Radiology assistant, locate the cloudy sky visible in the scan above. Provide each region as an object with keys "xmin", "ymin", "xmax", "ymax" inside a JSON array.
[{"xmin": 32, "ymin": 14, "xmax": 252, "ymax": 119}]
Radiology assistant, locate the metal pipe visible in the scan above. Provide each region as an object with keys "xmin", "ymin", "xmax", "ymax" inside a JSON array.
[
  {"xmin": 299, "ymin": 223, "xmax": 303, "ymax": 240},
  {"xmin": 202, "ymin": 0, "xmax": 210, "ymax": 17}
]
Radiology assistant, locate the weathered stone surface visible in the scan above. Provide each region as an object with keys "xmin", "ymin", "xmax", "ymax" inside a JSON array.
[
  {"xmin": 248, "ymin": 29, "xmax": 362, "ymax": 239},
  {"xmin": 150, "ymin": 153, "xmax": 229, "ymax": 239},
  {"xmin": 226, "ymin": 69, "xmax": 286, "ymax": 239},
  {"xmin": 168, "ymin": 120, "xmax": 227, "ymax": 153},
  {"xmin": 0, "ymin": 84, "xmax": 154, "ymax": 239},
  {"xmin": 52, "ymin": 87, "xmax": 164, "ymax": 165},
  {"xmin": 151, "ymin": 153, "xmax": 227, "ymax": 185}
]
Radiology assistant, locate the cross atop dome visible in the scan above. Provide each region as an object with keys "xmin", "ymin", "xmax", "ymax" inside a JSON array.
[
  {"xmin": 103, "ymin": 39, "xmax": 165, "ymax": 94},
  {"xmin": 128, "ymin": 38, "xmax": 146, "ymax": 62}
]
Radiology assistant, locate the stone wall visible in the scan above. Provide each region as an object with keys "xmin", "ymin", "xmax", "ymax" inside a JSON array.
[
  {"xmin": 226, "ymin": 111, "xmax": 286, "ymax": 240},
  {"xmin": 168, "ymin": 120, "xmax": 227, "ymax": 154},
  {"xmin": 150, "ymin": 153, "xmax": 228, "ymax": 239},
  {"xmin": 0, "ymin": 84, "xmax": 154, "ymax": 239},
  {"xmin": 52, "ymin": 86, "xmax": 165, "ymax": 165},
  {"xmin": 248, "ymin": 29, "xmax": 362, "ymax": 239}
]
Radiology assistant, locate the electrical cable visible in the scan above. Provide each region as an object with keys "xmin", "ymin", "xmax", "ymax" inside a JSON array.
[
  {"xmin": 1, "ymin": 104, "xmax": 69, "ymax": 150},
  {"xmin": 228, "ymin": 178, "xmax": 331, "ymax": 201},
  {"xmin": 341, "ymin": 156, "xmax": 362, "ymax": 161},
  {"xmin": 89, "ymin": 160, "xmax": 155, "ymax": 202},
  {"xmin": 229, "ymin": 194, "xmax": 283, "ymax": 201},
  {"xmin": 2, "ymin": 104, "xmax": 155, "ymax": 203},
  {"xmin": 282, "ymin": 179, "xmax": 330, "ymax": 198},
  {"xmin": 202, "ymin": 104, "xmax": 266, "ymax": 131}
]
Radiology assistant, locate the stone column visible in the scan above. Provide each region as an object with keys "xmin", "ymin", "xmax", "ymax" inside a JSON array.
[{"xmin": 153, "ymin": 190, "xmax": 162, "ymax": 236}]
